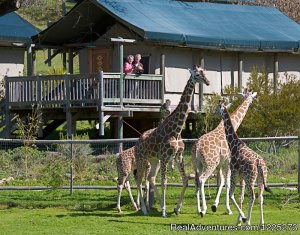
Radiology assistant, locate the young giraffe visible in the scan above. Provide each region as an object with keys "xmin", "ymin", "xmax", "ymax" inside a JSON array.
[
  {"xmin": 135, "ymin": 65, "xmax": 210, "ymax": 217},
  {"xmin": 216, "ymin": 101, "xmax": 272, "ymax": 226},
  {"xmin": 190, "ymin": 89, "xmax": 257, "ymax": 217},
  {"xmin": 116, "ymin": 129, "xmax": 153, "ymax": 213}
]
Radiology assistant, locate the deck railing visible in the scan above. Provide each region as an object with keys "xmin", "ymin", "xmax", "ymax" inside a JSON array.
[{"xmin": 5, "ymin": 73, "xmax": 163, "ymax": 109}]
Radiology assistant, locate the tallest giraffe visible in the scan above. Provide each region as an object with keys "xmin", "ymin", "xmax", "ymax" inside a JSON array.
[{"xmin": 135, "ymin": 65, "xmax": 210, "ymax": 217}]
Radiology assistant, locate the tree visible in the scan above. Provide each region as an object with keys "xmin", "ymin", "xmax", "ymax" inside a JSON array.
[
  {"xmin": 0, "ymin": 0, "xmax": 21, "ymax": 16},
  {"xmin": 237, "ymin": 0, "xmax": 300, "ymax": 24}
]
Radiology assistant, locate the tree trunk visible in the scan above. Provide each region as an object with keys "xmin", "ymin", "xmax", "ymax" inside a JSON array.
[{"xmin": 0, "ymin": 0, "xmax": 21, "ymax": 16}]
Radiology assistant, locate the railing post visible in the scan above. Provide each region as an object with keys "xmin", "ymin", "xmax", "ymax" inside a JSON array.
[
  {"xmin": 65, "ymin": 75, "xmax": 72, "ymax": 136},
  {"xmin": 160, "ymin": 54, "xmax": 165, "ymax": 103},
  {"xmin": 298, "ymin": 136, "xmax": 300, "ymax": 195},
  {"xmin": 4, "ymin": 76, "xmax": 11, "ymax": 138},
  {"xmin": 119, "ymin": 43, "xmax": 124, "ymax": 107},
  {"xmin": 98, "ymin": 71, "xmax": 104, "ymax": 136},
  {"xmin": 36, "ymin": 76, "xmax": 43, "ymax": 138}
]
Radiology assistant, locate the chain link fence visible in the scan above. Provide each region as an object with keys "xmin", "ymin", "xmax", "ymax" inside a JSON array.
[{"xmin": 0, "ymin": 137, "xmax": 299, "ymax": 195}]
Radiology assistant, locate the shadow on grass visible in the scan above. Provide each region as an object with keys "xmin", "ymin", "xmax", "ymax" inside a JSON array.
[{"xmin": 56, "ymin": 207, "xmax": 166, "ymax": 220}]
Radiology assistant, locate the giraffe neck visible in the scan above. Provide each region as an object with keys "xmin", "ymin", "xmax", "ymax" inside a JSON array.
[
  {"xmin": 161, "ymin": 77, "xmax": 196, "ymax": 136},
  {"xmin": 214, "ymin": 94, "xmax": 253, "ymax": 132},
  {"xmin": 222, "ymin": 107, "xmax": 243, "ymax": 155},
  {"xmin": 230, "ymin": 95, "xmax": 253, "ymax": 130}
]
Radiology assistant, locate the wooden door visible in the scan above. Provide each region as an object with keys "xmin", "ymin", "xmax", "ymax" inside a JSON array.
[{"xmin": 89, "ymin": 48, "xmax": 112, "ymax": 73}]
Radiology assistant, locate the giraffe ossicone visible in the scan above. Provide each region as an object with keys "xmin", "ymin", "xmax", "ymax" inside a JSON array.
[{"xmin": 134, "ymin": 65, "xmax": 210, "ymax": 217}]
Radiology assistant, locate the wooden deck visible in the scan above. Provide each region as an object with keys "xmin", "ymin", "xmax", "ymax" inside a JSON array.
[
  {"xmin": 5, "ymin": 72, "xmax": 163, "ymax": 109},
  {"xmin": 2, "ymin": 72, "xmax": 164, "ymax": 138}
]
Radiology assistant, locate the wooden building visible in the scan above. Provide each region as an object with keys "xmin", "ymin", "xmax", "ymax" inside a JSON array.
[{"xmin": 2, "ymin": 0, "xmax": 300, "ymax": 139}]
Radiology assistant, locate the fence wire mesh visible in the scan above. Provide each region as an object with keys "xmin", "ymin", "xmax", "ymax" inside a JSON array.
[{"xmin": 0, "ymin": 137, "xmax": 298, "ymax": 193}]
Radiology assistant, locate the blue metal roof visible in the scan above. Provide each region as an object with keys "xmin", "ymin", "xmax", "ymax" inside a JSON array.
[
  {"xmin": 0, "ymin": 12, "xmax": 40, "ymax": 46},
  {"xmin": 95, "ymin": 0, "xmax": 300, "ymax": 52}
]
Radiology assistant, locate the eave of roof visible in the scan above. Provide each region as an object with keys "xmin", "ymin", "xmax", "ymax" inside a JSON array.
[
  {"xmin": 33, "ymin": 0, "xmax": 300, "ymax": 53},
  {"xmin": 0, "ymin": 12, "xmax": 40, "ymax": 46}
]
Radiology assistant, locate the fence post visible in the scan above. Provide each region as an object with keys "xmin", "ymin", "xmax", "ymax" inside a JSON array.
[
  {"xmin": 298, "ymin": 136, "xmax": 300, "ymax": 195},
  {"xmin": 70, "ymin": 136, "xmax": 74, "ymax": 195}
]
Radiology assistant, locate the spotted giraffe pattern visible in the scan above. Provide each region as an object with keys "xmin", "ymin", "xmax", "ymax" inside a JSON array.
[
  {"xmin": 116, "ymin": 129, "xmax": 153, "ymax": 213},
  {"xmin": 135, "ymin": 66, "xmax": 210, "ymax": 217},
  {"xmin": 191, "ymin": 90, "xmax": 257, "ymax": 217},
  {"xmin": 216, "ymin": 101, "xmax": 271, "ymax": 226}
]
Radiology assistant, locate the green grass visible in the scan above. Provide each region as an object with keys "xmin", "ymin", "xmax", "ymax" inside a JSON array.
[{"xmin": 0, "ymin": 187, "xmax": 299, "ymax": 234}]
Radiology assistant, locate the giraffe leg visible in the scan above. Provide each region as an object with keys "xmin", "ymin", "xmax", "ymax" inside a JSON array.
[
  {"xmin": 212, "ymin": 167, "xmax": 225, "ymax": 213},
  {"xmin": 197, "ymin": 166, "xmax": 216, "ymax": 217},
  {"xmin": 229, "ymin": 171, "xmax": 246, "ymax": 226},
  {"xmin": 116, "ymin": 174, "xmax": 128, "ymax": 213},
  {"xmin": 133, "ymin": 170, "xmax": 140, "ymax": 209},
  {"xmin": 225, "ymin": 165, "xmax": 233, "ymax": 215},
  {"xmin": 116, "ymin": 183, "xmax": 124, "ymax": 213},
  {"xmin": 160, "ymin": 158, "xmax": 169, "ymax": 218},
  {"xmin": 174, "ymin": 153, "xmax": 189, "ymax": 215},
  {"xmin": 239, "ymin": 179, "xmax": 245, "ymax": 210},
  {"xmin": 148, "ymin": 160, "xmax": 162, "ymax": 210},
  {"xmin": 124, "ymin": 180, "xmax": 138, "ymax": 211},
  {"xmin": 258, "ymin": 182, "xmax": 264, "ymax": 225},
  {"xmin": 136, "ymin": 167, "xmax": 148, "ymax": 216},
  {"xmin": 195, "ymin": 170, "xmax": 202, "ymax": 215},
  {"xmin": 245, "ymin": 183, "xmax": 255, "ymax": 225}
]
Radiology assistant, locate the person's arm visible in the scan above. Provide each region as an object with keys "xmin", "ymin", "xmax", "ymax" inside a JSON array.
[{"xmin": 124, "ymin": 62, "xmax": 133, "ymax": 74}]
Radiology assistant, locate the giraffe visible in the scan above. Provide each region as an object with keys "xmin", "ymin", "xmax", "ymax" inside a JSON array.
[
  {"xmin": 216, "ymin": 100, "xmax": 272, "ymax": 226},
  {"xmin": 190, "ymin": 89, "xmax": 257, "ymax": 217},
  {"xmin": 116, "ymin": 129, "xmax": 153, "ymax": 213},
  {"xmin": 135, "ymin": 65, "xmax": 210, "ymax": 217}
]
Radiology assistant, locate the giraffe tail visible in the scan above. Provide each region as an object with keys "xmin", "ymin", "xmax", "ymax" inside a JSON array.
[
  {"xmin": 258, "ymin": 159, "xmax": 272, "ymax": 194},
  {"xmin": 264, "ymin": 185, "xmax": 272, "ymax": 194}
]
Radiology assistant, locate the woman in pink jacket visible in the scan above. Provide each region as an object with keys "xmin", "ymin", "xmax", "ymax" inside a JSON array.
[{"xmin": 124, "ymin": 55, "xmax": 134, "ymax": 74}]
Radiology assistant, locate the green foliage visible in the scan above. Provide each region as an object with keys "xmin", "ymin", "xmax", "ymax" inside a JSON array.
[
  {"xmin": 42, "ymin": 152, "xmax": 69, "ymax": 189},
  {"xmin": 239, "ymin": 66, "xmax": 300, "ymax": 137},
  {"xmin": 57, "ymin": 133, "xmax": 94, "ymax": 181},
  {"xmin": 14, "ymin": 106, "xmax": 40, "ymax": 141},
  {"xmin": 200, "ymin": 65, "xmax": 300, "ymax": 138},
  {"xmin": 18, "ymin": 0, "xmax": 76, "ymax": 30},
  {"xmin": 0, "ymin": 147, "xmax": 46, "ymax": 180}
]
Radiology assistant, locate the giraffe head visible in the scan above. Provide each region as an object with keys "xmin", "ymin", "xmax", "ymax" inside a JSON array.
[
  {"xmin": 188, "ymin": 65, "xmax": 210, "ymax": 86},
  {"xmin": 215, "ymin": 100, "xmax": 231, "ymax": 117},
  {"xmin": 239, "ymin": 88, "xmax": 257, "ymax": 99}
]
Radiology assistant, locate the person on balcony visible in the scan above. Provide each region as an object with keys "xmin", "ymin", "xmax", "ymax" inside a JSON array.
[
  {"xmin": 124, "ymin": 54, "xmax": 134, "ymax": 74},
  {"xmin": 133, "ymin": 54, "xmax": 144, "ymax": 74}
]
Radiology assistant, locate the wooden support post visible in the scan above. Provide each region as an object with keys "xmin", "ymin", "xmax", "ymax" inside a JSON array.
[
  {"xmin": 98, "ymin": 71, "xmax": 104, "ymax": 136},
  {"xmin": 63, "ymin": 52, "xmax": 67, "ymax": 72},
  {"xmin": 119, "ymin": 43, "xmax": 124, "ymax": 107},
  {"xmin": 273, "ymin": 53, "xmax": 278, "ymax": 94},
  {"xmin": 160, "ymin": 53, "xmax": 165, "ymax": 103},
  {"xmin": 199, "ymin": 55, "xmax": 205, "ymax": 111},
  {"xmin": 32, "ymin": 49, "xmax": 36, "ymax": 75},
  {"xmin": 26, "ymin": 44, "xmax": 33, "ymax": 76},
  {"xmin": 68, "ymin": 49, "xmax": 74, "ymax": 74},
  {"xmin": 65, "ymin": 75, "xmax": 72, "ymax": 136},
  {"xmin": 238, "ymin": 53, "xmax": 243, "ymax": 93},
  {"xmin": 4, "ymin": 76, "xmax": 11, "ymax": 138},
  {"xmin": 118, "ymin": 116, "xmax": 123, "ymax": 152},
  {"xmin": 36, "ymin": 76, "xmax": 43, "ymax": 138}
]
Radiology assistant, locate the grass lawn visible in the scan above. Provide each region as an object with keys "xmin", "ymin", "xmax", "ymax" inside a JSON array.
[{"xmin": 0, "ymin": 187, "xmax": 299, "ymax": 235}]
